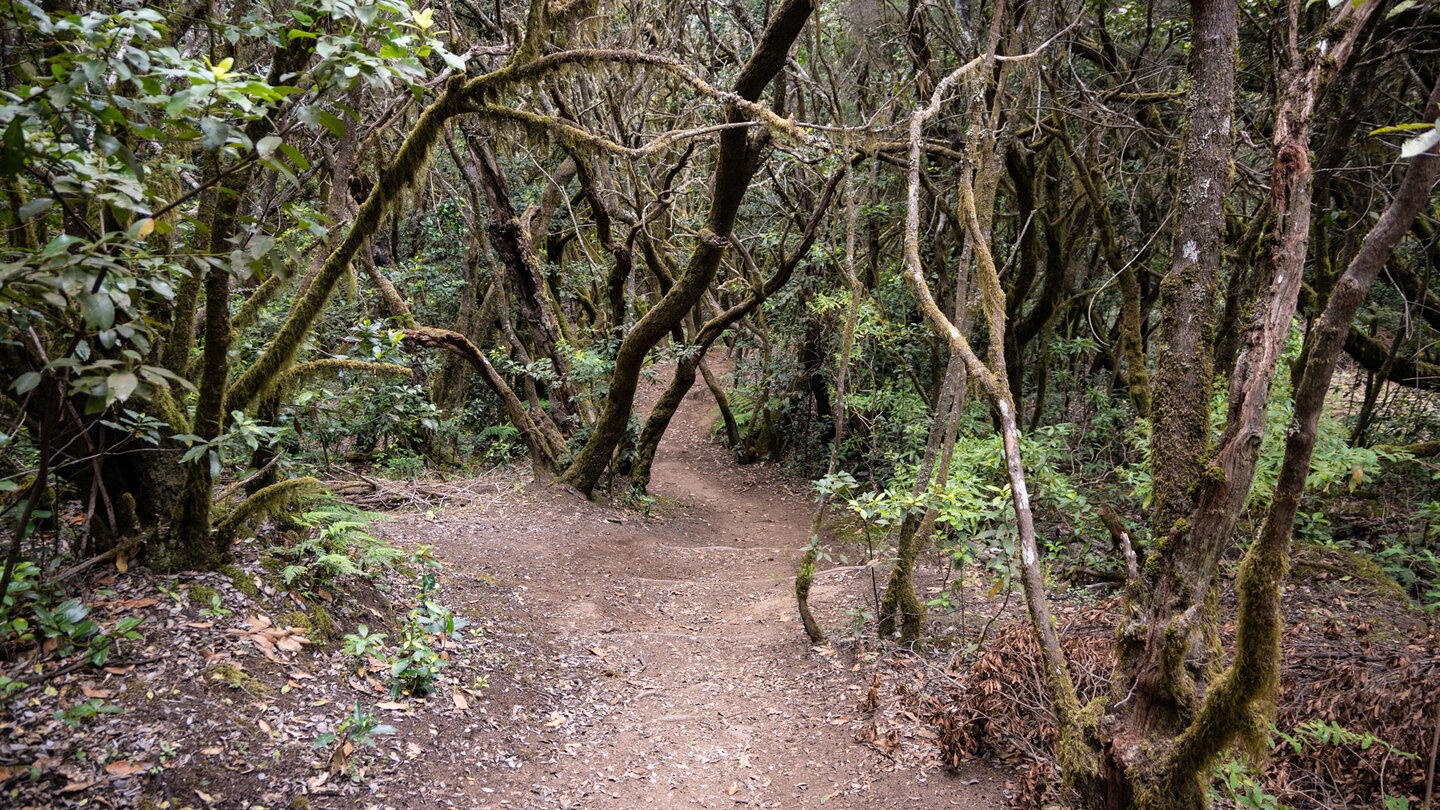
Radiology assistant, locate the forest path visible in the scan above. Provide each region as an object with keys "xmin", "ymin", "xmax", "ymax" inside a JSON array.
[{"xmin": 385, "ymin": 370, "xmax": 1007, "ymax": 809}]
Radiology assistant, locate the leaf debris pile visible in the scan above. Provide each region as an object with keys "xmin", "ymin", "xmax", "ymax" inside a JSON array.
[{"xmin": 862, "ymin": 575, "xmax": 1436, "ymax": 808}]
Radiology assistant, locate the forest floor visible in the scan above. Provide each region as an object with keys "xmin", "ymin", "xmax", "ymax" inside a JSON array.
[
  {"xmin": 366, "ymin": 372, "xmax": 1013, "ymax": 808},
  {"xmin": 0, "ymin": 371, "xmax": 1011, "ymax": 810},
  {"xmin": 13, "ymin": 368, "xmax": 1430, "ymax": 810}
]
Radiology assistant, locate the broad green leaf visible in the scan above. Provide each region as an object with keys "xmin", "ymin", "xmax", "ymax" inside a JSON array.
[
  {"xmin": 200, "ymin": 117, "xmax": 229, "ymax": 152},
  {"xmin": 18, "ymin": 197, "xmax": 52, "ymax": 221},
  {"xmin": 117, "ymin": 143, "xmax": 145, "ymax": 182},
  {"xmin": 278, "ymin": 143, "xmax": 310, "ymax": 171},
  {"xmin": 165, "ymin": 89, "xmax": 195, "ymax": 117},
  {"xmin": 78, "ymin": 292, "xmax": 116, "ymax": 329},
  {"xmin": 107, "ymin": 371, "xmax": 139, "ymax": 402},
  {"xmin": 316, "ymin": 110, "xmax": 347, "ymax": 139},
  {"xmin": 0, "ymin": 117, "xmax": 24, "ymax": 176},
  {"xmin": 12, "ymin": 371, "xmax": 41, "ymax": 394}
]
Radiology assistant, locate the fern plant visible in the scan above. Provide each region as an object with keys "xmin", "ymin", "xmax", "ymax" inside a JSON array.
[{"xmin": 268, "ymin": 497, "xmax": 396, "ymax": 593}]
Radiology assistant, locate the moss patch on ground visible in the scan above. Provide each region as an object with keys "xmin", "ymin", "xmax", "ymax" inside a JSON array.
[
  {"xmin": 219, "ymin": 564, "xmax": 260, "ymax": 598},
  {"xmin": 205, "ymin": 663, "xmax": 270, "ymax": 695},
  {"xmin": 188, "ymin": 584, "xmax": 220, "ymax": 606}
]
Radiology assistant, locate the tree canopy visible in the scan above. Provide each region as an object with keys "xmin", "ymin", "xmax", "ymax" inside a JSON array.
[{"xmin": 2, "ymin": 0, "xmax": 1439, "ymax": 805}]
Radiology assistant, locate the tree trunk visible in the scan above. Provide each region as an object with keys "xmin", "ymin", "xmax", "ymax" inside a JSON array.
[
  {"xmin": 559, "ymin": 0, "xmax": 817, "ymax": 494},
  {"xmin": 1100, "ymin": 3, "xmax": 1382, "ymax": 803},
  {"xmin": 163, "ymin": 150, "xmax": 251, "ymax": 571}
]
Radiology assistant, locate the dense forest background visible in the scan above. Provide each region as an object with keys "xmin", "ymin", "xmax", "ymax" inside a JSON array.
[{"xmin": 2, "ymin": 0, "xmax": 1439, "ymax": 805}]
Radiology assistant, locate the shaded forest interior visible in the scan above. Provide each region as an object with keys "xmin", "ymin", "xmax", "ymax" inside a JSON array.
[{"xmin": 2, "ymin": 0, "xmax": 1440, "ymax": 806}]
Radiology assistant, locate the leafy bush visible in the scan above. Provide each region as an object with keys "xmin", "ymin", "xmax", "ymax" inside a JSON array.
[
  {"xmin": 342, "ymin": 624, "xmax": 388, "ymax": 663},
  {"xmin": 314, "ymin": 702, "xmax": 397, "ymax": 750},
  {"xmin": 387, "ymin": 614, "xmax": 446, "ymax": 698},
  {"xmin": 2, "ymin": 564, "xmax": 144, "ymax": 666}
]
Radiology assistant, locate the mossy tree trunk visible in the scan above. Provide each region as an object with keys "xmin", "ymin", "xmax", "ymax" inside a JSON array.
[
  {"xmin": 163, "ymin": 26, "xmax": 313, "ymax": 567},
  {"xmin": 403, "ymin": 327, "xmax": 564, "ymax": 479},
  {"xmin": 629, "ymin": 165, "xmax": 844, "ymax": 490},
  {"xmin": 1105, "ymin": 0, "xmax": 1240, "ymax": 756},
  {"xmin": 876, "ymin": 351, "xmax": 966, "ymax": 642},
  {"xmin": 877, "ymin": 183, "xmax": 973, "ymax": 643},
  {"xmin": 1089, "ymin": 3, "xmax": 1383, "ymax": 804},
  {"xmin": 1158, "ymin": 76, "xmax": 1440, "ymax": 806},
  {"xmin": 558, "ymin": 0, "xmax": 817, "ymax": 495},
  {"xmin": 796, "ymin": 195, "xmax": 862, "ymax": 641},
  {"xmin": 164, "ymin": 160, "xmax": 245, "ymax": 571},
  {"xmin": 471, "ymin": 135, "xmax": 578, "ymax": 423},
  {"xmin": 697, "ymin": 361, "xmax": 740, "ymax": 446}
]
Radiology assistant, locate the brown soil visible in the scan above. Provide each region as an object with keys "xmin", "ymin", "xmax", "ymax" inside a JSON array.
[
  {"xmin": 0, "ymin": 374, "xmax": 1008, "ymax": 809},
  {"xmin": 378, "ymin": 374, "xmax": 1010, "ymax": 808}
]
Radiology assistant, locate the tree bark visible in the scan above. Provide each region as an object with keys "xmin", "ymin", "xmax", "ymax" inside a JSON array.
[
  {"xmin": 1106, "ymin": 3, "xmax": 1382, "ymax": 803},
  {"xmin": 628, "ymin": 164, "xmax": 844, "ymax": 490},
  {"xmin": 1167, "ymin": 73, "xmax": 1439, "ymax": 790},
  {"xmin": 559, "ymin": 0, "xmax": 816, "ymax": 495}
]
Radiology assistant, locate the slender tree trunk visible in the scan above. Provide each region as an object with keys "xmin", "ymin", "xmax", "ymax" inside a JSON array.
[
  {"xmin": 164, "ymin": 148, "xmax": 254, "ymax": 571},
  {"xmin": 1166, "ymin": 73, "xmax": 1439, "ymax": 793},
  {"xmin": 1101, "ymin": 4, "xmax": 1381, "ymax": 804},
  {"xmin": 558, "ymin": 0, "xmax": 816, "ymax": 495},
  {"xmin": 797, "ymin": 262, "xmax": 861, "ymax": 643},
  {"xmin": 698, "ymin": 361, "xmax": 740, "ymax": 445}
]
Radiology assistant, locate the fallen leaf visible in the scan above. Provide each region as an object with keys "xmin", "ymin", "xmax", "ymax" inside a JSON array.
[
  {"xmin": 104, "ymin": 760, "xmax": 153, "ymax": 776},
  {"xmin": 289, "ymin": 670, "xmax": 316, "ymax": 681},
  {"xmin": 60, "ymin": 781, "xmax": 94, "ymax": 793},
  {"xmin": 120, "ymin": 598, "xmax": 159, "ymax": 609},
  {"xmin": 81, "ymin": 686, "xmax": 111, "ymax": 699},
  {"xmin": 377, "ymin": 701, "xmax": 409, "ymax": 711},
  {"xmin": 726, "ymin": 784, "xmax": 739, "ymax": 796},
  {"xmin": 453, "ymin": 692, "xmax": 469, "ymax": 711},
  {"xmin": 195, "ymin": 788, "xmax": 217, "ymax": 804},
  {"xmin": 201, "ymin": 747, "xmax": 222, "ymax": 755},
  {"xmin": 544, "ymin": 711, "xmax": 567, "ymax": 728}
]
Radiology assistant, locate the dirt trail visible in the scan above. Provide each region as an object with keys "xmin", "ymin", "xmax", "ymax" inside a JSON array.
[{"xmin": 390, "ymin": 375, "xmax": 1008, "ymax": 808}]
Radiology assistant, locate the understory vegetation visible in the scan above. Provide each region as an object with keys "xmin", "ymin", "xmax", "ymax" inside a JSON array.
[{"xmin": 2, "ymin": 0, "xmax": 1439, "ymax": 806}]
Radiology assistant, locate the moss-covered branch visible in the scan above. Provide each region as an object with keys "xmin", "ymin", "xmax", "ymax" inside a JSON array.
[
  {"xmin": 225, "ymin": 78, "xmax": 468, "ymax": 413},
  {"xmin": 402, "ymin": 326, "xmax": 564, "ymax": 479},
  {"xmin": 558, "ymin": 0, "xmax": 817, "ymax": 495},
  {"xmin": 212, "ymin": 477, "xmax": 322, "ymax": 541}
]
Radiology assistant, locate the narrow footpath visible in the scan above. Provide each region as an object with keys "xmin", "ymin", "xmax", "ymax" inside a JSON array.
[{"xmin": 386, "ymin": 375, "xmax": 1008, "ymax": 808}]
